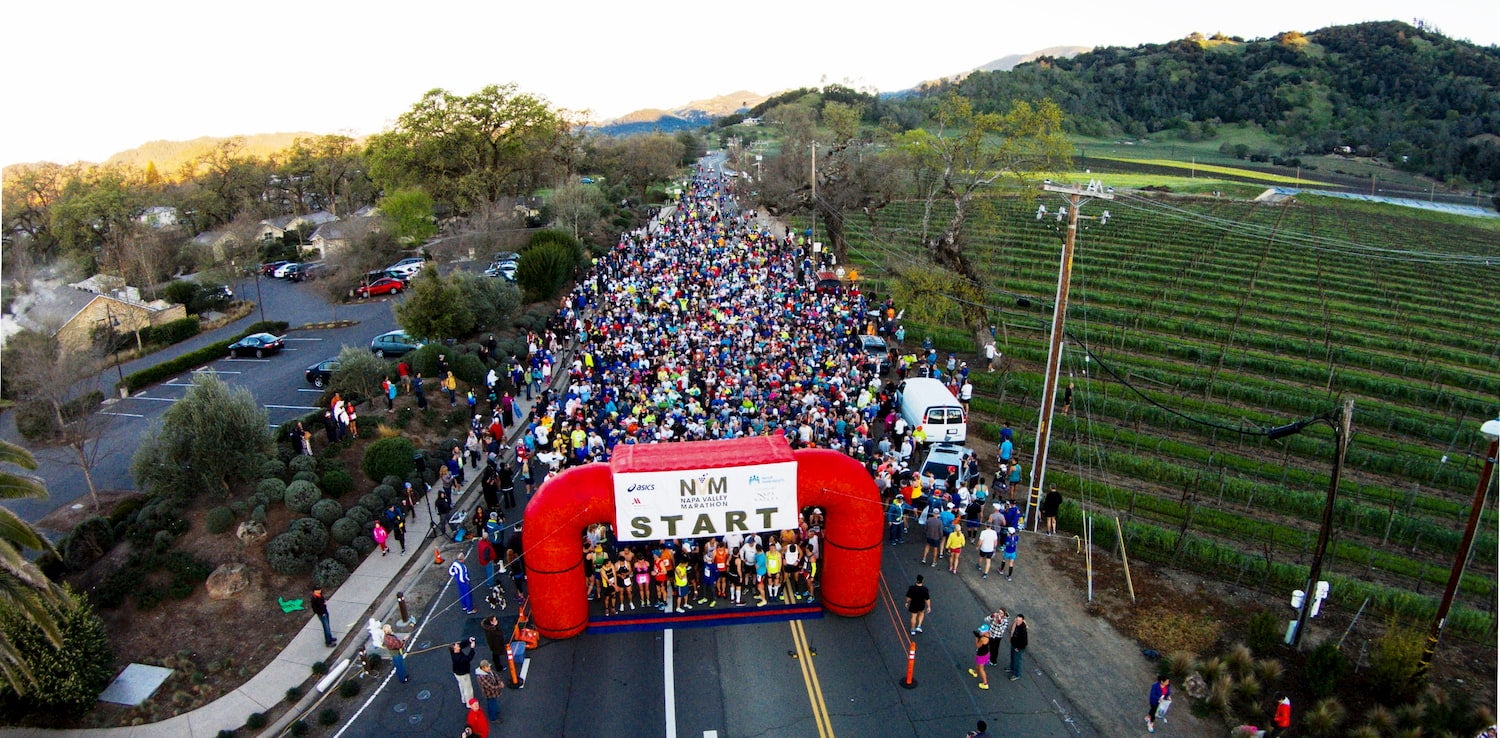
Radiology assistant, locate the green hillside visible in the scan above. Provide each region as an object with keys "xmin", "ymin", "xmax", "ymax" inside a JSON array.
[{"xmin": 931, "ymin": 21, "xmax": 1500, "ymax": 190}]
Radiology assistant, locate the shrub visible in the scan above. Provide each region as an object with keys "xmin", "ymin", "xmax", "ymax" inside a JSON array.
[
  {"xmin": 289, "ymin": 720, "xmax": 309, "ymax": 737},
  {"xmin": 310, "ymin": 660, "xmax": 329, "ymax": 676},
  {"xmin": 292, "ymin": 470, "xmax": 320, "ymax": 485},
  {"xmin": 266, "ymin": 532, "xmax": 318, "ymax": 575},
  {"xmin": 205, "ymin": 506, "xmax": 236, "ymax": 535},
  {"xmin": 310, "ymin": 498, "xmax": 344, "ymax": 525},
  {"xmin": 245, "ymin": 713, "xmax": 267, "ymax": 730},
  {"xmin": 217, "ymin": 730, "xmax": 237, "ymax": 738},
  {"xmin": 320, "ymin": 469, "xmax": 355, "ymax": 498},
  {"xmin": 230, "ymin": 500, "xmax": 249, "ymax": 518},
  {"xmin": 289, "ymin": 517, "xmax": 330, "ymax": 551},
  {"xmin": 152, "ymin": 529, "xmax": 178, "ymax": 552},
  {"xmin": 248, "ymin": 493, "xmax": 269, "ymax": 511},
  {"xmin": 516, "ymin": 240, "xmax": 581, "ymax": 303},
  {"xmin": 284, "ymin": 480, "xmax": 322, "ymax": 514},
  {"xmin": 288, "ymin": 454, "xmax": 319, "ymax": 474},
  {"xmin": 317, "ymin": 708, "xmax": 340, "ymax": 726},
  {"xmin": 451, "ymin": 352, "xmax": 486, "ymax": 387},
  {"xmin": 61, "ymin": 516, "xmax": 114, "ymax": 572},
  {"xmin": 251, "ymin": 505, "xmax": 267, "ymax": 523},
  {"xmin": 0, "ymin": 592, "xmax": 115, "ymax": 710},
  {"xmin": 334, "ymin": 545, "xmax": 360, "ymax": 569},
  {"xmin": 312, "ymin": 558, "xmax": 351, "ymax": 589},
  {"xmin": 286, "ymin": 686, "xmax": 303, "ymax": 701},
  {"xmin": 381, "ymin": 475, "xmax": 405, "ymax": 489},
  {"xmin": 337, "ymin": 680, "xmax": 361, "ymax": 698},
  {"xmin": 1368, "ymin": 621, "xmax": 1425, "ymax": 703},
  {"xmin": 1303, "ymin": 697, "xmax": 1347, "ymax": 738},
  {"xmin": 1304, "ymin": 639, "xmax": 1345, "ymax": 699},
  {"xmin": 371, "ymin": 484, "xmax": 396, "ymax": 504},
  {"xmin": 358, "ymin": 493, "xmax": 385, "ymax": 515},
  {"xmin": 1246, "ymin": 609, "xmax": 1281, "ymax": 655},
  {"xmin": 351, "ymin": 536, "xmax": 375, "ymax": 556},
  {"xmin": 345, "ymin": 504, "xmax": 373, "ymax": 526},
  {"xmin": 138, "ymin": 316, "xmax": 200, "ymax": 345},
  {"xmin": 331, "ymin": 517, "xmax": 362, "ymax": 545},
  {"xmin": 362, "ymin": 437, "xmax": 416, "ymax": 483}
]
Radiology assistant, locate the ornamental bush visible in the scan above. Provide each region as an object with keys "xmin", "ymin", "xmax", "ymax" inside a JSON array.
[
  {"xmin": 0, "ymin": 591, "xmax": 114, "ymax": 711},
  {"xmin": 312, "ymin": 558, "xmax": 351, "ymax": 590},
  {"xmin": 382, "ymin": 475, "xmax": 405, "ymax": 489},
  {"xmin": 334, "ymin": 545, "xmax": 360, "ymax": 569},
  {"xmin": 260, "ymin": 458, "xmax": 287, "ymax": 480},
  {"xmin": 251, "ymin": 505, "xmax": 267, "ymax": 523},
  {"xmin": 320, "ymin": 469, "xmax": 355, "ymax": 498},
  {"xmin": 284, "ymin": 480, "xmax": 322, "ymax": 514},
  {"xmin": 361, "ymin": 437, "xmax": 416, "ymax": 483},
  {"xmin": 358, "ymin": 493, "xmax": 385, "ymax": 515},
  {"xmin": 266, "ymin": 532, "xmax": 317, "ymax": 575},
  {"xmin": 371, "ymin": 484, "xmax": 396, "ymax": 505},
  {"xmin": 205, "ymin": 506, "xmax": 236, "ymax": 535},
  {"xmin": 344, "ymin": 504, "xmax": 373, "ymax": 526},
  {"xmin": 292, "ymin": 470, "xmax": 320, "ymax": 485},
  {"xmin": 257, "ymin": 478, "xmax": 287, "ymax": 502},
  {"xmin": 310, "ymin": 498, "xmax": 344, "ymax": 525},
  {"xmin": 288, "ymin": 455, "xmax": 319, "ymax": 475},
  {"xmin": 331, "ymin": 517, "xmax": 362, "ymax": 545},
  {"xmin": 288, "ymin": 517, "xmax": 329, "ymax": 552},
  {"xmin": 350, "ymin": 536, "xmax": 375, "ymax": 556}
]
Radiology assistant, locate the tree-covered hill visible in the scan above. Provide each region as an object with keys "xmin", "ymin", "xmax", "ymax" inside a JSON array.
[{"xmin": 929, "ymin": 21, "xmax": 1500, "ymax": 189}]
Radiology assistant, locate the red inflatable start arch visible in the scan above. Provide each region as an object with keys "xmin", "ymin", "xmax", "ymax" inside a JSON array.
[{"xmin": 523, "ymin": 435, "xmax": 884, "ymax": 639}]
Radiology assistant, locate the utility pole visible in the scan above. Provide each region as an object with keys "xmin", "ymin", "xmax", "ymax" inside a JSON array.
[
  {"xmin": 809, "ymin": 141, "xmax": 817, "ymax": 249},
  {"xmin": 1415, "ymin": 418, "xmax": 1499, "ymax": 679},
  {"xmin": 1293, "ymin": 398, "xmax": 1354, "ymax": 650},
  {"xmin": 1026, "ymin": 180, "xmax": 1113, "ymax": 530}
]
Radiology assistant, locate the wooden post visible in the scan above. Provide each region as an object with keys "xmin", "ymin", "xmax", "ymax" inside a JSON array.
[{"xmin": 1115, "ymin": 516, "xmax": 1136, "ymax": 604}]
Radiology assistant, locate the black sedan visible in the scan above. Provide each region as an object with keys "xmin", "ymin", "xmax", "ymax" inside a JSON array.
[
  {"xmin": 227, "ymin": 332, "xmax": 285, "ymax": 358},
  {"xmin": 305, "ymin": 358, "xmax": 340, "ymax": 388}
]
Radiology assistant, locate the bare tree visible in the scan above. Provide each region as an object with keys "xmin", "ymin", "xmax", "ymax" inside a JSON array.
[{"xmin": 4, "ymin": 333, "xmax": 116, "ymax": 511}]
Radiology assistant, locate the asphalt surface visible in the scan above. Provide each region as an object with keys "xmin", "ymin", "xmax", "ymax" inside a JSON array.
[
  {"xmin": 332, "ymin": 523, "xmax": 1097, "ymax": 738},
  {"xmin": 2, "ymin": 274, "xmax": 403, "ymax": 523}
]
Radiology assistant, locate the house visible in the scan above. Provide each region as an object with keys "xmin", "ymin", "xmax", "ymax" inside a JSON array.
[
  {"xmin": 307, "ymin": 216, "xmax": 380, "ymax": 258},
  {"xmin": 190, "ymin": 230, "xmax": 241, "ymax": 262},
  {"xmin": 258, "ymin": 211, "xmax": 339, "ymax": 243},
  {"xmin": 138, "ymin": 206, "xmax": 180, "ymax": 228},
  {"xmin": 12, "ymin": 278, "xmax": 187, "ymax": 353}
]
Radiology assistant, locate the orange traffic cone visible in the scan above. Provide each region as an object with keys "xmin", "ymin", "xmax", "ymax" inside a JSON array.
[{"xmin": 433, "ymin": 547, "xmax": 444, "ymax": 565}]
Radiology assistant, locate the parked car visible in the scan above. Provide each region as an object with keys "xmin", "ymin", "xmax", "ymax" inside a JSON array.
[
  {"xmin": 286, "ymin": 262, "xmax": 328, "ymax": 282},
  {"xmin": 227, "ymin": 332, "xmax": 285, "ymax": 358},
  {"xmin": 492, "ymin": 251, "xmax": 520, "ymax": 264},
  {"xmin": 919, "ymin": 443, "xmax": 979, "ymax": 492},
  {"xmin": 386, "ymin": 257, "xmax": 427, "ymax": 279},
  {"xmin": 484, "ymin": 261, "xmax": 517, "ymax": 281},
  {"xmin": 260, "ymin": 260, "xmax": 291, "ymax": 277},
  {"xmin": 304, "ymin": 358, "xmax": 340, "ymax": 388},
  {"xmin": 272, "ymin": 262, "xmax": 301, "ymax": 279},
  {"xmin": 370, "ymin": 329, "xmax": 423, "ymax": 358},
  {"xmin": 858, "ymin": 334, "xmax": 889, "ymax": 373},
  {"xmin": 355, "ymin": 277, "xmax": 406, "ymax": 298}
]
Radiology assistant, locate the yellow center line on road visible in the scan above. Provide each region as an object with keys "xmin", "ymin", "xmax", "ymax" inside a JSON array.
[{"xmin": 788, "ymin": 617, "xmax": 834, "ymax": 738}]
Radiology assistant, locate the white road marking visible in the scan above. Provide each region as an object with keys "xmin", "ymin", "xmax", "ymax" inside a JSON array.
[
  {"xmin": 126, "ymin": 396, "xmax": 179, "ymax": 402},
  {"xmin": 265, "ymin": 404, "xmax": 321, "ymax": 411},
  {"xmin": 283, "ymin": 337, "xmax": 323, "ymax": 341},
  {"xmin": 99, "ymin": 411, "xmax": 144, "ymax": 418},
  {"xmin": 297, "ymin": 388, "xmax": 325, "ymax": 393},
  {"xmin": 164, "ymin": 382, "xmax": 197, "ymax": 388},
  {"xmin": 704, "ymin": 732, "xmax": 718, "ymax": 738},
  {"xmin": 665, "ymin": 629, "xmax": 677, "ymax": 738},
  {"xmin": 192, "ymin": 368, "xmax": 242, "ymax": 374},
  {"xmin": 520, "ymin": 657, "xmax": 531, "ymax": 682},
  {"xmin": 222, "ymin": 358, "xmax": 271, "ymax": 363}
]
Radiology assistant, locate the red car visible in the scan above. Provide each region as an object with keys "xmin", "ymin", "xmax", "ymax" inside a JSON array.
[{"xmin": 355, "ymin": 277, "xmax": 406, "ymax": 298}]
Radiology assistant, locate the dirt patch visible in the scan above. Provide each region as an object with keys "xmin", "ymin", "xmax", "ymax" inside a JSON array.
[{"xmin": 35, "ymin": 490, "xmax": 143, "ymax": 534}]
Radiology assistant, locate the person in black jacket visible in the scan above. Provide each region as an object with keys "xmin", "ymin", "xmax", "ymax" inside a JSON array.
[
  {"xmin": 451, "ymin": 637, "xmax": 477, "ymax": 707},
  {"xmin": 1007, "ymin": 614, "xmax": 1028, "ymax": 681},
  {"xmin": 480, "ymin": 615, "xmax": 508, "ymax": 667},
  {"xmin": 1041, "ymin": 485, "xmax": 1063, "ymax": 536}
]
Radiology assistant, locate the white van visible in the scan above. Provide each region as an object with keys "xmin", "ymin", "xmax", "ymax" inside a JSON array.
[{"xmin": 898, "ymin": 377, "xmax": 967, "ymax": 443}]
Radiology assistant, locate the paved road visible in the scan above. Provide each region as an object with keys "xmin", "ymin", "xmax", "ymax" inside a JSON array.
[
  {"xmin": 333, "ymin": 528, "xmax": 1096, "ymax": 738},
  {"xmin": 1, "ymin": 275, "xmax": 402, "ymax": 524}
]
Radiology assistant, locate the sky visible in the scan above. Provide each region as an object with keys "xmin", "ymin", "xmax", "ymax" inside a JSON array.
[{"xmin": 2, "ymin": 0, "xmax": 1495, "ymax": 167}]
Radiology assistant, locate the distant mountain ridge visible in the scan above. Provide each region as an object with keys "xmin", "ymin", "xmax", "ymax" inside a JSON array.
[
  {"xmin": 595, "ymin": 90, "xmax": 771, "ymax": 135},
  {"xmin": 103, "ymin": 132, "xmax": 320, "ymax": 172},
  {"xmin": 975, "ymin": 46, "xmax": 1091, "ymax": 72}
]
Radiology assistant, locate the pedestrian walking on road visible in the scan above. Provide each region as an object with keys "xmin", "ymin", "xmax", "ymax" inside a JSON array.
[
  {"xmin": 946, "ymin": 527, "xmax": 966, "ymax": 574},
  {"xmin": 1147, "ymin": 675, "xmax": 1171, "ymax": 733},
  {"xmin": 1001, "ymin": 527, "xmax": 1020, "ymax": 581},
  {"xmin": 475, "ymin": 660, "xmax": 504, "ymax": 722},
  {"xmin": 450, "ymin": 554, "xmax": 476, "ymax": 613},
  {"xmin": 905, "ymin": 574, "xmax": 931, "ymax": 635},
  {"xmin": 976, "ymin": 524, "xmax": 998, "ymax": 578},
  {"xmin": 382, "ymin": 624, "xmax": 408, "ymax": 683},
  {"xmin": 1007, "ymin": 614, "xmax": 1028, "ymax": 680},
  {"xmin": 310, "ymin": 587, "xmax": 336, "ymax": 646},
  {"xmin": 968, "ymin": 623, "xmax": 992, "ymax": 689},
  {"xmin": 966, "ymin": 719, "xmax": 992, "ymax": 738},
  {"xmin": 450, "ymin": 638, "xmax": 477, "ymax": 707}
]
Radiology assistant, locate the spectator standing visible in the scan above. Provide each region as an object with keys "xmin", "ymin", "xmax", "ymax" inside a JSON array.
[
  {"xmin": 920, "ymin": 504, "xmax": 944, "ymax": 567},
  {"xmin": 450, "ymin": 554, "xmax": 476, "ymax": 614},
  {"xmin": 310, "ymin": 587, "xmax": 336, "ymax": 647},
  {"xmin": 1268, "ymin": 694, "xmax": 1291, "ymax": 738},
  {"xmin": 976, "ymin": 524, "xmax": 999, "ymax": 579},
  {"xmin": 1002, "ymin": 527, "xmax": 1020, "ymax": 581},
  {"xmin": 905, "ymin": 574, "xmax": 931, "ymax": 636},
  {"xmin": 967, "ymin": 720, "xmax": 992, "ymax": 738},
  {"xmin": 1007, "ymin": 614, "xmax": 1028, "ymax": 680},
  {"xmin": 450, "ymin": 638, "xmax": 477, "ymax": 707},
  {"xmin": 475, "ymin": 660, "xmax": 504, "ymax": 722},
  {"xmin": 480, "ymin": 615, "xmax": 508, "ymax": 666},
  {"xmin": 465, "ymin": 697, "xmax": 490, "ymax": 737},
  {"xmin": 945, "ymin": 527, "xmax": 966, "ymax": 574},
  {"xmin": 382, "ymin": 624, "xmax": 408, "ymax": 683},
  {"xmin": 968, "ymin": 623, "xmax": 992, "ymax": 689},
  {"xmin": 1041, "ymin": 485, "xmax": 1063, "ymax": 536},
  {"xmin": 1147, "ymin": 675, "xmax": 1171, "ymax": 733}
]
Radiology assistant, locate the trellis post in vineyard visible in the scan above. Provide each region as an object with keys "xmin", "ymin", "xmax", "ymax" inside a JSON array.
[{"xmin": 1026, "ymin": 180, "xmax": 1113, "ymax": 532}]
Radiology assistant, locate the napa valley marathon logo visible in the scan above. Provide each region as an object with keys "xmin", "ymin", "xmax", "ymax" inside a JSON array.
[{"xmin": 680, "ymin": 473, "xmax": 729, "ymax": 509}]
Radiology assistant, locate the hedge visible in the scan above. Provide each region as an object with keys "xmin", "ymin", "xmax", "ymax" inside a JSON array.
[
  {"xmin": 138, "ymin": 317, "xmax": 201, "ymax": 347},
  {"xmin": 117, "ymin": 321, "xmax": 290, "ymax": 394}
]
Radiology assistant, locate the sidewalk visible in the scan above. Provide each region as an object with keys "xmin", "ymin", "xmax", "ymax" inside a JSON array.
[{"xmin": 0, "ymin": 382, "xmax": 550, "ymax": 738}]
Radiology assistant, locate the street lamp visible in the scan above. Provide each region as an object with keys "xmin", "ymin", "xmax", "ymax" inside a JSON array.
[{"xmin": 1415, "ymin": 416, "xmax": 1500, "ymax": 678}]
